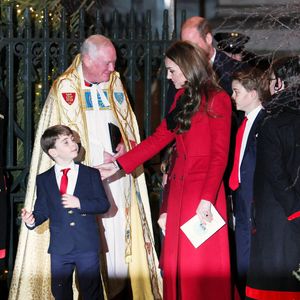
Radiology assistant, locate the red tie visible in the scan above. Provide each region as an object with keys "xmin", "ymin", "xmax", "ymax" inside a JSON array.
[
  {"xmin": 60, "ymin": 168, "xmax": 70, "ymax": 195},
  {"xmin": 229, "ymin": 117, "xmax": 248, "ymax": 191}
]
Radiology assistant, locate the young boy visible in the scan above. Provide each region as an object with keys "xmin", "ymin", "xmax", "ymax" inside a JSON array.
[
  {"xmin": 21, "ymin": 125, "xmax": 110, "ymax": 300},
  {"xmin": 229, "ymin": 68, "xmax": 269, "ymax": 299}
]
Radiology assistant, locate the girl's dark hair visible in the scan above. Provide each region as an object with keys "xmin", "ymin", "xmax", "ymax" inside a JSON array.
[{"xmin": 166, "ymin": 41, "xmax": 220, "ymax": 133}]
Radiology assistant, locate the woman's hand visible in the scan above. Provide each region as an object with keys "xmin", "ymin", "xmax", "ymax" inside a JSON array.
[
  {"xmin": 196, "ymin": 199, "xmax": 213, "ymax": 224},
  {"xmin": 94, "ymin": 162, "xmax": 119, "ymax": 180},
  {"xmin": 103, "ymin": 151, "xmax": 115, "ymax": 163}
]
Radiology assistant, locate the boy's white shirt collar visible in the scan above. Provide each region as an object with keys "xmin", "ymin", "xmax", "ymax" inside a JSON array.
[
  {"xmin": 55, "ymin": 160, "xmax": 76, "ymax": 172},
  {"xmin": 245, "ymin": 104, "xmax": 263, "ymax": 122}
]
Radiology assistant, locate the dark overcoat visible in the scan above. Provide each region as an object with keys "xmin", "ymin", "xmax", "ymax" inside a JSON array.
[{"xmin": 246, "ymin": 90, "xmax": 300, "ymax": 299}]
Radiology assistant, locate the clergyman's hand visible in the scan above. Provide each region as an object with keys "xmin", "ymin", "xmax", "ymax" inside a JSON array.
[{"xmin": 114, "ymin": 142, "xmax": 126, "ymax": 159}]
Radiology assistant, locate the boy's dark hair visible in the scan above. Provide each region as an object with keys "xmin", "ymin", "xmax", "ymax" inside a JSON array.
[
  {"xmin": 232, "ymin": 67, "xmax": 270, "ymax": 103},
  {"xmin": 41, "ymin": 125, "xmax": 73, "ymax": 157}
]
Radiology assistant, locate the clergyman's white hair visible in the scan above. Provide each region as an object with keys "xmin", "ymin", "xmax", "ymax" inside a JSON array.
[{"xmin": 80, "ymin": 34, "xmax": 114, "ymax": 60}]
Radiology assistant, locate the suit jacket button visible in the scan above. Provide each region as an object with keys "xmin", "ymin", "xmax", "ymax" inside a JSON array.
[
  {"xmin": 70, "ymin": 222, "xmax": 75, "ymax": 226},
  {"xmin": 68, "ymin": 210, "xmax": 73, "ymax": 214}
]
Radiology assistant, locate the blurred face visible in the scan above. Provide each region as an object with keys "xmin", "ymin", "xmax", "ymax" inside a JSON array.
[
  {"xmin": 49, "ymin": 134, "xmax": 79, "ymax": 164},
  {"xmin": 84, "ymin": 45, "xmax": 117, "ymax": 83},
  {"xmin": 269, "ymin": 72, "xmax": 277, "ymax": 95},
  {"xmin": 181, "ymin": 27, "xmax": 211, "ymax": 55},
  {"xmin": 165, "ymin": 57, "xmax": 187, "ymax": 89},
  {"xmin": 232, "ymin": 80, "xmax": 259, "ymax": 113}
]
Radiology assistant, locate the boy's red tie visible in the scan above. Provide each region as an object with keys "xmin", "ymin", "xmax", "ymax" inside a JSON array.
[
  {"xmin": 60, "ymin": 168, "xmax": 70, "ymax": 195},
  {"xmin": 229, "ymin": 117, "xmax": 248, "ymax": 191}
]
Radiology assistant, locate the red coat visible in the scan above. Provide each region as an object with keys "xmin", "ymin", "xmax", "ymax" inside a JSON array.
[{"xmin": 118, "ymin": 89, "xmax": 232, "ymax": 300}]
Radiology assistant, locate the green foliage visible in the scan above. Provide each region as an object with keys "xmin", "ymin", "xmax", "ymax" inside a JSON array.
[{"xmin": 3, "ymin": 0, "xmax": 60, "ymax": 11}]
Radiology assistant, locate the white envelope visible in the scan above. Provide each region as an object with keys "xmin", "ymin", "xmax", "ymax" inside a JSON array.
[{"xmin": 180, "ymin": 204, "xmax": 226, "ymax": 248}]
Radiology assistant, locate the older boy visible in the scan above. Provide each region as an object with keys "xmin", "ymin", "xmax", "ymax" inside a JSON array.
[
  {"xmin": 229, "ymin": 68, "xmax": 268, "ymax": 299},
  {"xmin": 21, "ymin": 125, "xmax": 110, "ymax": 300}
]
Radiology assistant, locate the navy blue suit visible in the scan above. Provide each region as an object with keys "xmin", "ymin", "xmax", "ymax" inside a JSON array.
[
  {"xmin": 30, "ymin": 163, "xmax": 110, "ymax": 300},
  {"xmin": 233, "ymin": 109, "xmax": 266, "ymax": 298}
]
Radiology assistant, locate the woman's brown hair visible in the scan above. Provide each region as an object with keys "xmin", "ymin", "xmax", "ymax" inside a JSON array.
[{"xmin": 166, "ymin": 41, "xmax": 220, "ymax": 133}]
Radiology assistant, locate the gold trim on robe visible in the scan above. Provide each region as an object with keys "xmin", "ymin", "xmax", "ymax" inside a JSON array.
[{"xmin": 9, "ymin": 54, "xmax": 162, "ymax": 300}]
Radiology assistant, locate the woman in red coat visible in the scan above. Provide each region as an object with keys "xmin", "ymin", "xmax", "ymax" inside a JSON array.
[{"xmin": 99, "ymin": 41, "xmax": 232, "ymax": 300}]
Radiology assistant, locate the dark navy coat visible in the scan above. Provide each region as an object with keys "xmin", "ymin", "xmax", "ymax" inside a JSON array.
[{"xmin": 246, "ymin": 100, "xmax": 300, "ymax": 298}]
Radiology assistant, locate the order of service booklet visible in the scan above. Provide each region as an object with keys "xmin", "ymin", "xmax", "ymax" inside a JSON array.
[{"xmin": 180, "ymin": 204, "xmax": 226, "ymax": 248}]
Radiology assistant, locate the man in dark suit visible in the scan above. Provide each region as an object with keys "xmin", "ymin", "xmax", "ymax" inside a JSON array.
[
  {"xmin": 21, "ymin": 125, "xmax": 110, "ymax": 300},
  {"xmin": 229, "ymin": 68, "xmax": 268, "ymax": 299}
]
